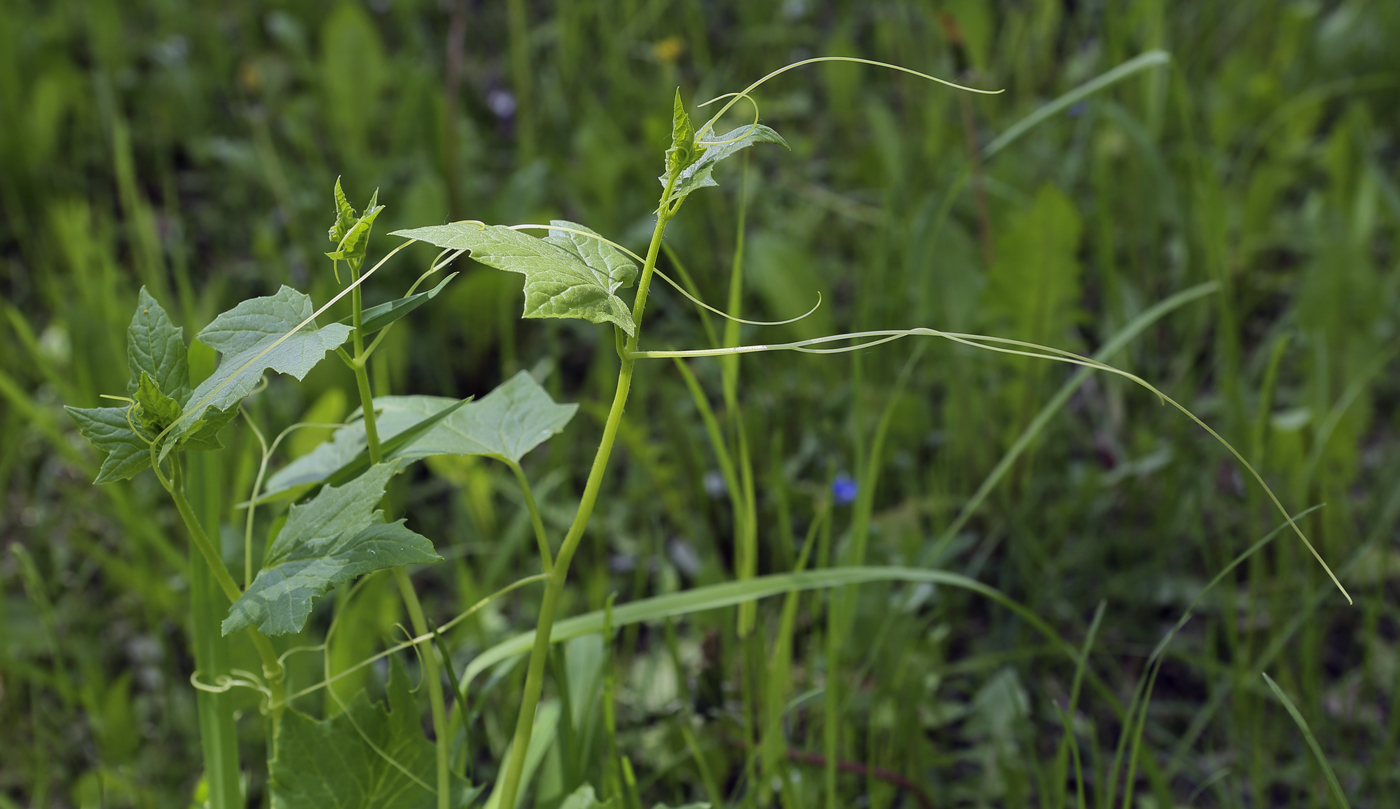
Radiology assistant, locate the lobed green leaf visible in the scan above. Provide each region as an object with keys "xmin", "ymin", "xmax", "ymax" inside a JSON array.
[
  {"xmin": 389, "ymin": 223, "xmax": 637, "ymax": 335},
  {"xmin": 64, "ymin": 405, "xmax": 152, "ymax": 484},
  {"xmin": 126, "ymin": 287, "xmax": 190, "ymax": 403},
  {"xmin": 223, "ymin": 464, "xmax": 439, "ymax": 636},
  {"xmin": 543, "ymin": 221, "xmax": 637, "ymax": 295},
  {"xmin": 173, "ymin": 286, "xmax": 353, "ymax": 449},
  {"xmin": 265, "ymin": 371, "xmax": 576, "ymax": 496}
]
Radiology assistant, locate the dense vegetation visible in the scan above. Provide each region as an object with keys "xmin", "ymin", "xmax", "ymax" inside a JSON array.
[{"xmin": 4, "ymin": 1, "xmax": 1400, "ymax": 807}]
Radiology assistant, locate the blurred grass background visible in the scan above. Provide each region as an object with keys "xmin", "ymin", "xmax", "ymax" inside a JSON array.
[{"xmin": 4, "ymin": 0, "xmax": 1400, "ymax": 806}]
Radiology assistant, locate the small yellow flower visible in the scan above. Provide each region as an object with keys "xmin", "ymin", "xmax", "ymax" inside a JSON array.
[{"xmin": 651, "ymin": 36, "xmax": 686, "ymax": 65}]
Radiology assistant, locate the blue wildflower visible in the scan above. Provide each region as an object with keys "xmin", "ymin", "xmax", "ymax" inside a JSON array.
[{"xmin": 832, "ymin": 474, "xmax": 858, "ymax": 506}]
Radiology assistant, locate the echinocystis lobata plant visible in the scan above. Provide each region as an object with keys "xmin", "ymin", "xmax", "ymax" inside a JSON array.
[{"xmin": 65, "ymin": 57, "xmax": 1348, "ymax": 809}]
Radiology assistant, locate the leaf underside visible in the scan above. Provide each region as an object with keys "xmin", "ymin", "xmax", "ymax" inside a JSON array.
[
  {"xmin": 389, "ymin": 221, "xmax": 637, "ymax": 335},
  {"xmin": 265, "ymin": 370, "xmax": 577, "ymax": 495},
  {"xmin": 270, "ymin": 657, "xmax": 480, "ymax": 809},
  {"xmin": 224, "ymin": 463, "xmax": 439, "ymax": 637}
]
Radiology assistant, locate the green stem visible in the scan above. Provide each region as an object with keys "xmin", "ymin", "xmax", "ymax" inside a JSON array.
[
  {"xmin": 506, "ymin": 459, "xmax": 552, "ymax": 573},
  {"xmin": 169, "ymin": 460, "xmax": 286, "ymax": 707},
  {"xmin": 394, "ymin": 568, "xmax": 452, "ymax": 809},
  {"xmin": 496, "ymin": 178, "xmax": 676, "ymax": 809},
  {"xmin": 348, "ymin": 259, "xmax": 383, "ymax": 463},
  {"xmin": 186, "ymin": 451, "xmax": 242, "ymax": 809},
  {"xmin": 348, "ymin": 255, "xmax": 450, "ymax": 808}
]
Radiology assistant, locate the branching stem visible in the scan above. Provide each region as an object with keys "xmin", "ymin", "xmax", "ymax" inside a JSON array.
[
  {"xmin": 495, "ymin": 173, "xmax": 678, "ymax": 809},
  {"xmin": 168, "ymin": 459, "xmax": 286, "ymax": 708}
]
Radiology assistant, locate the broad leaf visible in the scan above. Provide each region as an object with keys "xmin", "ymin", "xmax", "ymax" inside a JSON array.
[
  {"xmin": 356, "ymin": 273, "xmax": 457, "ymax": 336},
  {"xmin": 64, "ymin": 406, "xmax": 151, "ymax": 484},
  {"xmin": 317, "ymin": 397, "xmax": 474, "ymax": 492},
  {"xmin": 265, "ymin": 372, "xmax": 576, "ymax": 496},
  {"xmin": 174, "ymin": 286, "xmax": 352, "ymax": 447},
  {"xmin": 661, "ymin": 123, "xmax": 789, "ymax": 205},
  {"xmin": 390, "ymin": 223, "xmax": 637, "ymax": 335},
  {"xmin": 543, "ymin": 221, "xmax": 636, "ymax": 295},
  {"xmin": 126, "ymin": 287, "xmax": 189, "ymax": 402},
  {"xmin": 270, "ymin": 657, "xmax": 480, "ymax": 809},
  {"xmin": 223, "ymin": 464, "xmax": 439, "ymax": 636}
]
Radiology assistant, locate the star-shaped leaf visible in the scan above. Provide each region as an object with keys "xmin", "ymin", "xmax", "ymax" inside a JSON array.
[
  {"xmin": 171, "ymin": 286, "xmax": 352, "ymax": 449},
  {"xmin": 661, "ymin": 123, "xmax": 789, "ymax": 206},
  {"xmin": 390, "ymin": 223, "xmax": 637, "ymax": 335},
  {"xmin": 265, "ymin": 371, "xmax": 577, "ymax": 496},
  {"xmin": 270, "ymin": 656, "xmax": 481, "ymax": 809},
  {"xmin": 223, "ymin": 464, "xmax": 439, "ymax": 637}
]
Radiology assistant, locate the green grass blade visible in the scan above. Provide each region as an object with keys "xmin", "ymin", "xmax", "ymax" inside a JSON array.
[
  {"xmin": 982, "ymin": 50, "xmax": 1172, "ymax": 159},
  {"xmin": 1262, "ymin": 672, "xmax": 1352, "ymax": 809},
  {"xmin": 460, "ymin": 566, "xmax": 1086, "ymax": 690},
  {"xmin": 933, "ymin": 281, "xmax": 1215, "ymax": 556}
]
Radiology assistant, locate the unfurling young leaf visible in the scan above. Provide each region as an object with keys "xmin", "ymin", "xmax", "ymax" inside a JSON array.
[
  {"xmin": 269, "ymin": 656, "xmax": 481, "ymax": 809},
  {"xmin": 327, "ymin": 179, "xmax": 385, "ymax": 266},
  {"xmin": 134, "ymin": 373, "xmax": 182, "ymax": 433},
  {"xmin": 223, "ymin": 463, "xmax": 440, "ymax": 637},
  {"xmin": 665, "ymin": 88, "xmax": 698, "ymax": 177},
  {"xmin": 390, "ymin": 223, "xmax": 638, "ymax": 335},
  {"xmin": 65, "ymin": 286, "xmax": 237, "ymax": 483},
  {"xmin": 265, "ymin": 370, "xmax": 577, "ymax": 495},
  {"xmin": 329, "ymin": 176, "xmax": 358, "ymax": 245},
  {"xmin": 171, "ymin": 286, "xmax": 353, "ymax": 449},
  {"xmin": 661, "ymin": 122, "xmax": 790, "ymax": 207}
]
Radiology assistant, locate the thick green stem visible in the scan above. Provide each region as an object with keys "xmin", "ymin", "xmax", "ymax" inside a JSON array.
[
  {"xmin": 169, "ymin": 460, "xmax": 285, "ymax": 707},
  {"xmin": 394, "ymin": 568, "xmax": 452, "ymax": 809},
  {"xmin": 496, "ymin": 183, "xmax": 675, "ymax": 809}
]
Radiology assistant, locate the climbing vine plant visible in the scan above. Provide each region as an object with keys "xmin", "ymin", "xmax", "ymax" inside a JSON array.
[{"xmin": 65, "ymin": 57, "xmax": 1345, "ymax": 809}]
